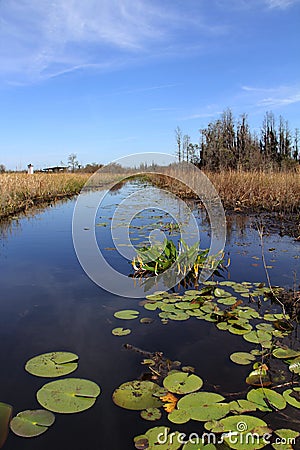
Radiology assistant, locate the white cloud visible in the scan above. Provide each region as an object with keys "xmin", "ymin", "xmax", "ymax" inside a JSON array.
[
  {"xmin": 0, "ymin": 0, "xmax": 226, "ymax": 83},
  {"xmin": 265, "ymin": 0, "xmax": 300, "ymax": 9},
  {"xmin": 241, "ymin": 84, "xmax": 300, "ymax": 108},
  {"xmin": 0, "ymin": 0, "xmax": 175, "ymax": 82}
]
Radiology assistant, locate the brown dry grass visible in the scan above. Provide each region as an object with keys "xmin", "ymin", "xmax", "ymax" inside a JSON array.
[
  {"xmin": 147, "ymin": 169, "xmax": 300, "ymax": 214},
  {"xmin": 0, "ymin": 173, "xmax": 89, "ymax": 218}
]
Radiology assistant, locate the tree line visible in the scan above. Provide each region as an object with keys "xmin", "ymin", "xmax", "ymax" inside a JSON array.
[{"xmin": 175, "ymin": 109, "xmax": 299, "ymax": 171}]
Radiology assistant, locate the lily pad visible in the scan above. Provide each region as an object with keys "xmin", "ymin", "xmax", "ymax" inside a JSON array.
[
  {"xmin": 189, "ymin": 402, "xmax": 230, "ymax": 422},
  {"xmin": 228, "ymin": 322, "xmax": 252, "ymax": 335},
  {"xmin": 37, "ymin": 378, "xmax": 101, "ymax": 413},
  {"xmin": 114, "ymin": 309, "xmax": 140, "ymax": 320},
  {"xmin": 25, "ymin": 352, "xmax": 78, "ymax": 378},
  {"xmin": 229, "ymin": 399, "xmax": 257, "ymax": 413},
  {"xmin": 140, "ymin": 408, "xmax": 162, "ymax": 421},
  {"xmin": 112, "ymin": 327, "xmax": 131, "ymax": 336},
  {"xmin": 214, "ymin": 288, "xmax": 231, "ymax": 298},
  {"xmin": 168, "ymin": 409, "xmax": 191, "ymax": 424},
  {"xmin": 113, "ymin": 381, "xmax": 163, "ymax": 410},
  {"xmin": 289, "ymin": 357, "xmax": 300, "ymax": 374},
  {"xmin": 167, "ymin": 312, "xmax": 190, "ymax": 321},
  {"xmin": 272, "ymin": 347, "xmax": 300, "ymax": 359},
  {"xmin": 178, "ymin": 392, "xmax": 225, "ymax": 410},
  {"xmin": 283, "ymin": 388, "xmax": 300, "ymax": 408},
  {"xmin": 163, "ymin": 372, "xmax": 203, "ymax": 394},
  {"xmin": 247, "ymin": 388, "xmax": 286, "ymax": 411},
  {"xmin": 211, "ymin": 414, "xmax": 269, "ymax": 449},
  {"xmin": 10, "ymin": 410, "xmax": 55, "ymax": 437},
  {"xmin": 134, "ymin": 426, "xmax": 182, "ymax": 449},
  {"xmin": 230, "ymin": 352, "xmax": 256, "ymax": 365},
  {"xmin": 217, "ymin": 297, "xmax": 237, "ymax": 305},
  {"xmin": 0, "ymin": 402, "xmax": 12, "ymax": 448}
]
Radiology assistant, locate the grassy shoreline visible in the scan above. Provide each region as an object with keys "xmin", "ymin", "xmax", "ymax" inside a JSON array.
[
  {"xmin": 1, "ymin": 171, "xmax": 299, "ymax": 236},
  {"xmin": 0, "ymin": 173, "xmax": 91, "ymax": 219},
  {"xmin": 146, "ymin": 169, "xmax": 300, "ymax": 214}
]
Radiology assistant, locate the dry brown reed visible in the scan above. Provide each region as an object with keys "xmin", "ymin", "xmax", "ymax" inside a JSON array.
[{"xmin": 147, "ymin": 169, "xmax": 300, "ymax": 214}]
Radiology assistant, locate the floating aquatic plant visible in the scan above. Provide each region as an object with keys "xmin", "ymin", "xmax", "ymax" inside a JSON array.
[
  {"xmin": 0, "ymin": 402, "xmax": 12, "ymax": 448},
  {"xmin": 10, "ymin": 410, "xmax": 55, "ymax": 438},
  {"xmin": 112, "ymin": 381, "xmax": 163, "ymax": 410},
  {"xmin": 37, "ymin": 378, "xmax": 101, "ymax": 413},
  {"xmin": 25, "ymin": 352, "xmax": 79, "ymax": 378}
]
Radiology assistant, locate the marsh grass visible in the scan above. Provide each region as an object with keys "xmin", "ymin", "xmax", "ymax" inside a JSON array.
[
  {"xmin": 146, "ymin": 169, "xmax": 300, "ymax": 214},
  {"xmin": 0, "ymin": 172, "xmax": 127, "ymax": 219}
]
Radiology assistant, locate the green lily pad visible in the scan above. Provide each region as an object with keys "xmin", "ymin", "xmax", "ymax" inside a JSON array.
[
  {"xmin": 112, "ymin": 327, "xmax": 131, "ymax": 336},
  {"xmin": 247, "ymin": 388, "xmax": 286, "ymax": 411},
  {"xmin": 243, "ymin": 330, "xmax": 272, "ymax": 348},
  {"xmin": 0, "ymin": 402, "xmax": 12, "ymax": 448},
  {"xmin": 167, "ymin": 312, "xmax": 190, "ymax": 321},
  {"xmin": 272, "ymin": 347, "xmax": 300, "ymax": 359},
  {"xmin": 37, "ymin": 378, "xmax": 101, "ymax": 413},
  {"xmin": 289, "ymin": 357, "xmax": 300, "ymax": 374},
  {"xmin": 230, "ymin": 352, "xmax": 256, "ymax": 365},
  {"xmin": 140, "ymin": 318, "xmax": 154, "ymax": 324},
  {"xmin": 246, "ymin": 368, "xmax": 271, "ymax": 387},
  {"xmin": 113, "ymin": 381, "xmax": 163, "ymax": 410},
  {"xmin": 214, "ymin": 288, "xmax": 231, "ymax": 298},
  {"xmin": 217, "ymin": 297, "xmax": 237, "ymax": 305},
  {"xmin": 9, "ymin": 410, "xmax": 55, "ymax": 437},
  {"xmin": 25, "ymin": 352, "xmax": 78, "ymax": 378},
  {"xmin": 212, "ymin": 414, "xmax": 269, "ymax": 449},
  {"xmin": 163, "ymin": 372, "xmax": 203, "ymax": 394},
  {"xmin": 273, "ymin": 428, "xmax": 300, "ymax": 449},
  {"xmin": 175, "ymin": 302, "xmax": 200, "ymax": 310},
  {"xmin": 144, "ymin": 303, "xmax": 162, "ymax": 311},
  {"xmin": 189, "ymin": 402, "xmax": 230, "ymax": 422},
  {"xmin": 178, "ymin": 392, "xmax": 225, "ymax": 410},
  {"xmin": 134, "ymin": 426, "xmax": 182, "ymax": 449},
  {"xmin": 168, "ymin": 409, "xmax": 191, "ymax": 424},
  {"xmin": 216, "ymin": 322, "xmax": 229, "ymax": 331},
  {"xmin": 114, "ymin": 309, "xmax": 140, "ymax": 320},
  {"xmin": 229, "ymin": 399, "xmax": 257, "ymax": 413},
  {"xmin": 228, "ymin": 322, "xmax": 252, "ymax": 335},
  {"xmin": 283, "ymin": 388, "xmax": 300, "ymax": 408},
  {"xmin": 140, "ymin": 408, "xmax": 162, "ymax": 421}
]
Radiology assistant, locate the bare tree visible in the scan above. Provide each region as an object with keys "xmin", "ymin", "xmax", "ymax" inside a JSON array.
[
  {"xmin": 67, "ymin": 153, "xmax": 79, "ymax": 172},
  {"xmin": 0, "ymin": 164, "xmax": 5, "ymax": 173},
  {"xmin": 175, "ymin": 126, "xmax": 182, "ymax": 162}
]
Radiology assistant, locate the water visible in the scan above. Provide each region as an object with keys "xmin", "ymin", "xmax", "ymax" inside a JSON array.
[{"xmin": 0, "ymin": 181, "xmax": 299, "ymax": 450}]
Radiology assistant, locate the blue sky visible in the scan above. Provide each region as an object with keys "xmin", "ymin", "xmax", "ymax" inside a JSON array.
[{"xmin": 0, "ymin": 0, "xmax": 300, "ymax": 170}]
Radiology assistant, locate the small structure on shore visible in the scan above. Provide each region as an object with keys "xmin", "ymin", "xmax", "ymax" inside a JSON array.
[
  {"xmin": 27, "ymin": 164, "xmax": 34, "ymax": 174},
  {"xmin": 42, "ymin": 166, "xmax": 68, "ymax": 173}
]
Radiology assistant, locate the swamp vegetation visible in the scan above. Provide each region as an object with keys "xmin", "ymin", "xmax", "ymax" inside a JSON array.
[{"xmin": 0, "ymin": 177, "xmax": 299, "ymax": 449}]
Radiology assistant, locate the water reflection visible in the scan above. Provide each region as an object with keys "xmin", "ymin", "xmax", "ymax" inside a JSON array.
[{"xmin": 0, "ymin": 180, "xmax": 299, "ymax": 450}]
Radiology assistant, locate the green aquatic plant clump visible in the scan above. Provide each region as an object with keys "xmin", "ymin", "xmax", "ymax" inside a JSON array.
[{"xmin": 131, "ymin": 238, "xmax": 225, "ymax": 285}]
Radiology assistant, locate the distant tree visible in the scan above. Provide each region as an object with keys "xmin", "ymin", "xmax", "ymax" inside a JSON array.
[
  {"xmin": 67, "ymin": 153, "xmax": 79, "ymax": 172},
  {"xmin": 293, "ymin": 128, "xmax": 299, "ymax": 162},
  {"xmin": 175, "ymin": 126, "xmax": 183, "ymax": 162},
  {"xmin": 182, "ymin": 134, "xmax": 190, "ymax": 162},
  {"xmin": 81, "ymin": 163, "xmax": 103, "ymax": 173},
  {"xmin": 0, "ymin": 164, "xmax": 5, "ymax": 173}
]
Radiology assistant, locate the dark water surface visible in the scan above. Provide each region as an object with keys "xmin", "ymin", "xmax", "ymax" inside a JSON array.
[{"xmin": 0, "ymin": 181, "xmax": 299, "ymax": 450}]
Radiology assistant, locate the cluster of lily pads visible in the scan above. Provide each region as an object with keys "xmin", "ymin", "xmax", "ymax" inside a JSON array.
[
  {"xmin": 110, "ymin": 280, "xmax": 300, "ymax": 449},
  {"xmin": 111, "ymin": 363, "xmax": 299, "ymax": 449},
  {"xmin": 0, "ymin": 352, "xmax": 100, "ymax": 447}
]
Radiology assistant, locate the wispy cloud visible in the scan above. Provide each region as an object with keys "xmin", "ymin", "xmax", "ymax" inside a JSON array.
[
  {"xmin": 265, "ymin": 0, "xmax": 300, "ymax": 9},
  {"xmin": 0, "ymin": 0, "xmax": 226, "ymax": 84},
  {"xmin": 242, "ymin": 84, "xmax": 300, "ymax": 108}
]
